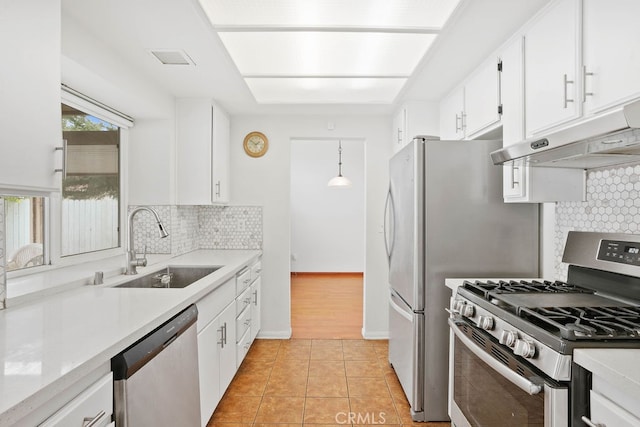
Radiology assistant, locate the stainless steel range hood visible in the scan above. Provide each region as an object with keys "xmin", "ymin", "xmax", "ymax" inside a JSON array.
[{"xmin": 491, "ymin": 99, "xmax": 640, "ymax": 169}]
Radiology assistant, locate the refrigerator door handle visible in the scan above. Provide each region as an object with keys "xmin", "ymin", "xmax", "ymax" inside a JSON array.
[
  {"xmin": 389, "ymin": 293, "xmax": 412, "ymax": 322},
  {"xmin": 383, "ymin": 187, "xmax": 396, "ymax": 263}
]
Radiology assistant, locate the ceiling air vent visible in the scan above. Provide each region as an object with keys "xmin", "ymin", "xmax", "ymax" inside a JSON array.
[{"xmin": 148, "ymin": 49, "xmax": 195, "ymax": 66}]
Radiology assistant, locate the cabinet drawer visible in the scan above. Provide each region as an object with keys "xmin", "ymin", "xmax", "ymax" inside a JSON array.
[
  {"xmin": 236, "ymin": 327, "xmax": 252, "ymax": 367},
  {"xmin": 197, "ymin": 278, "xmax": 235, "ymax": 332},
  {"xmin": 236, "ymin": 268, "xmax": 251, "ymax": 295},
  {"xmin": 589, "ymin": 390, "xmax": 640, "ymax": 427},
  {"xmin": 236, "ymin": 286, "xmax": 252, "ymax": 315},
  {"xmin": 250, "ymin": 260, "xmax": 262, "ymax": 281},
  {"xmin": 39, "ymin": 372, "xmax": 113, "ymax": 427},
  {"xmin": 236, "ymin": 305, "xmax": 251, "ymax": 343}
]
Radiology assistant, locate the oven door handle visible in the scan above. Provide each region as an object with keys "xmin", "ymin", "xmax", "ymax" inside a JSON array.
[{"xmin": 449, "ymin": 319, "xmax": 543, "ymax": 395}]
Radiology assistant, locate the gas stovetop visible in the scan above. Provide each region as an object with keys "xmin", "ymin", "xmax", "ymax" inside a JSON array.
[{"xmin": 459, "ymin": 279, "xmax": 640, "ymax": 342}]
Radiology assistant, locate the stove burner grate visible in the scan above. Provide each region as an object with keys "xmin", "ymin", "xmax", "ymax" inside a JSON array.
[
  {"xmin": 462, "ymin": 279, "xmax": 592, "ymax": 299},
  {"xmin": 520, "ymin": 305, "xmax": 640, "ymax": 340}
]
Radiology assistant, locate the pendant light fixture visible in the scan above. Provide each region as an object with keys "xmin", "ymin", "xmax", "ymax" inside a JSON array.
[{"xmin": 327, "ymin": 140, "xmax": 352, "ymax": 188}]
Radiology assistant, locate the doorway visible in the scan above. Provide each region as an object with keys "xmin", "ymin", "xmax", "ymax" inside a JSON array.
[{"xmin": 290, "ymin": 138, "xmax": 365, "ymax": 339}]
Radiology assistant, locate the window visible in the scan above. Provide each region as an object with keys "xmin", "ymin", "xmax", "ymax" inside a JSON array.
[
  {"xmin": 60, "ymin": 103, "xmax": 121, "ymax": 256},
  {"xmin": 3, "ymin": 196, "xmax": 45, "ymax": 271}
]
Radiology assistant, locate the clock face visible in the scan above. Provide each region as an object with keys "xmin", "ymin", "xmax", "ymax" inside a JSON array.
[{"xmin": 243, "ymin": 132, "xmax": 268, "ymax": 157}]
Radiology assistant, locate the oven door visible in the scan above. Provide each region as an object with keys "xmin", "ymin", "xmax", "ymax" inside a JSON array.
[{"xmin": 448, "ymin": 318, "xmax": 568, "ymax": 427}]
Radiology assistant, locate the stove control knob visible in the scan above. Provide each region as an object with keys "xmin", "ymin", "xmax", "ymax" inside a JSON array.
[
  {"xmin": 513, "ymin": 339, "xmax": 536, "ymax": 359},
  {"xmin": 499, "ymin": 330, "xmax": 518, "ymax": 347},
  {"xmin": 476, "ymin": 315, "xmax": 494, "ymax": 331},
  {"xmin": 460, "ymin": 304, "xmax": 475, "ymax": 318},
  {"xmin": 451, "ymin": 300, "xmax": 464, "ymax": 313}
]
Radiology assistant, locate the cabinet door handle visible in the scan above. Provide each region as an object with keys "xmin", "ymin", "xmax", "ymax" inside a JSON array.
[
  {"xmin": 223, "ymin": 322, "xmax": 227, "ymax": 346},
  {"xmin": 245, "ymin": 318, "xmax": 252, "ymax": 326},
  {"xmin": 582, "ymin": 66, "xmax": 594, "ymax": 102},
  {"xmin": 563, "ymin": 74, "xmax": 575, "ymax": 108},
  {"xmin": 455, "ymin": 114, "xmax": 461, "ymax": 132},
  {"xmin": 253, "ymin": 290, "xmax": 258, "ymax": 305},
  {"xmin": 397, "ymin": 127, "xmax": 403, "ymax": 144},
  {"xmin": 581, "ymin": 416, "xmax": 605, "ymax": 427},
  {"xmin": 511, "ymin": 165, "xmax": 520, "ymax": 189},
  {"xmin": 54, "ymin": 139, "xmax": 68, "ymax": 178},
  {"xmin": 215, "ymin": 180, "xmax": 221, "ymax": 198},
  {"xmin": 83, "ymin": 410, "xmax": 107, "ymax": 427},
  {"xmin": 218, "ymin": 326, "xmax": 224, "ymax": 348}
]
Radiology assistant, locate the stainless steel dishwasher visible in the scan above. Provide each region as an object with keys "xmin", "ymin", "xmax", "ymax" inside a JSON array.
[{"xmin": 112, "ymin": 304, "xmax": 201, "ymax": 426}]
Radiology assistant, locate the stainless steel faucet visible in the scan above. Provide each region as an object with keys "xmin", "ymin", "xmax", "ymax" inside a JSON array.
[{"xmin": 125, "ymin": 207, "xmax": 169, "ymax": 275}]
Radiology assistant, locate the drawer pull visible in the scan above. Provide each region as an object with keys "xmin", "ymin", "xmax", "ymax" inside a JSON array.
[{"xmin": 83, "ymin": 410, "xmax": 106, "ymax": 427}]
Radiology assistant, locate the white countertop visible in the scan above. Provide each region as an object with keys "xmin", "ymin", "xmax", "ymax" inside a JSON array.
[
  {"xmin": 574, "ymin": 348, "xmax": 640, "ymax": 398},
  {"xmin": 0, "ymin": 249, "xmax": 260, "ymax": 425}
]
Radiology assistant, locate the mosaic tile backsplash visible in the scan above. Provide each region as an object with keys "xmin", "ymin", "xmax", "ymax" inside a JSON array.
[
  {"xmin": 129, "ymin": 205, "xmax": 263, "ymax": 255},
  {"xmin": 556, "ymin": 159, "xmax": 640, "ymax": 280},
  {"xmin": 199, "ymin": 206, "xmax": 263, "ymax": 250}
]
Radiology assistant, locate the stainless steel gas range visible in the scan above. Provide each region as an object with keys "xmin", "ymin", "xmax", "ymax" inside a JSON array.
[{"xmin": 448, "ymin": 231, "xmax": 640, "ymax": 427}]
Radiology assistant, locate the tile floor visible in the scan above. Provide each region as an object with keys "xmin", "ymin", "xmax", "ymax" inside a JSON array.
[{"xmin": 208, "ymin": 339, "xmax": 450, "ymax": 427}]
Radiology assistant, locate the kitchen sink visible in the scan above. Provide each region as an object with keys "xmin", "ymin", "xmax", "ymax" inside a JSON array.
[{"xmin": 115, "ymin": 266, "xmax": 221, "ymax": 289}]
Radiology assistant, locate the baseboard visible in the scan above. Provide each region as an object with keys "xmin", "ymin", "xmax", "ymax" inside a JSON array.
[
  {"xmin": 361, "ymin": 328, "xmax": 389, "ymax": 340},
  {"xmin": 256, "ymin": 329, "xmax": 292, "ymax": 339},
  {"xmin": 290, "ymin": 272, "xmax": 363, "ymax": 277}
]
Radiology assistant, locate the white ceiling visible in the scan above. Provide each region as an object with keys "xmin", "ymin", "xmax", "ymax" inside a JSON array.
[
  {"xmin": 61, "ymin": 0, "xmax": 550, "ymax": 116},
  {"xmin": 199, "ymin": 0, "xmax": 458, "ymax": 105}
]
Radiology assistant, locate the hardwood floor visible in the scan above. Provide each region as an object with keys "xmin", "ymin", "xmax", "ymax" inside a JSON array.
[{"xmin": 291, "ymin": 273, "xmax": 364, "ymax": 339}]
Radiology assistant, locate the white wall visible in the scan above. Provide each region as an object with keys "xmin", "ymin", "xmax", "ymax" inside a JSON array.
[
  {"xmin": 290, "ymin": 139, "xmax": 365, "ymax": 273},
  {"xmin": 230, "ymin": 115, "xmax": 391, "ymax": 339}
]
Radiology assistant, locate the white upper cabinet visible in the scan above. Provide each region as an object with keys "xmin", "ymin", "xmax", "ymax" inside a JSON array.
[
  {"xmin": 212, "ymin": 106, "xmax": 230, "ymax": 203},
  {"xmin": 0, "ymin": 0, "xmax": 61, "ymax": 192},
  {"xmin": 582, "ymin": 0, "xmax": 640, "ymax": 115},
  {"xmin": 392, "ymin": 102, "xmax": 439, "ymax": 151},
  {"xmin": 392, "ymin": 107, "xmax": 407, "ymax": 151},
  {"xmin": 524, "ymin": 0, "xmax": 581, "ymax": 137},
  {"xmin": 439, "ymin": 58, "xmax": 502, "ymax": 141},
  {"xmin": 500, "ymin": 36, "xmax": 525, "ymax": 147},
  {"xmin": 439, "ymin": 87, "xmax": 465, "ymax": 140},
  {"xmin": 176, "ymin": 98, "xmax": 231, "ymax": 205},
  {"xmin": 464, "ymin": 57, "xmax": 502, "ymax": 137},
  {"xmin": 500, "ymin": 34, "xmax": 584, "ymax": 203}
]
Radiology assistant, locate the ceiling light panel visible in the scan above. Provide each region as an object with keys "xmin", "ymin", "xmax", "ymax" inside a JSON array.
[
  {"xmin": 244, "ymin": 77, "xmax": 406, "ymax": 104},
  {"xmin": 218, "ymin": 32, "xmax": 436, "ymax": 76},
  {"xmin": 200, "ymin": 0, "xmax": 461, "ymax": 29}
]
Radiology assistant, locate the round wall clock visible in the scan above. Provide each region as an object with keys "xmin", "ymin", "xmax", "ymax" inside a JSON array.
[{"xmin": 243, "ymin": 131, "xmax": 269, "ymax": 158}]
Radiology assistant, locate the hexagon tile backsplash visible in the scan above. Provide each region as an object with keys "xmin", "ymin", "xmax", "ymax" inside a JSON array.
[
  {"xmin": 555, "ymin": 162, "xmax": 640, "ymax": 280},
  {"xmin": 129, "ymin": 205, "xmax": 263, "ymax": 256}
]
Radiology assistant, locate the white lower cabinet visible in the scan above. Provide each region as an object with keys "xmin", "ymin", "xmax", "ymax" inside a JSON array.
[
  {"xmin": 196, "ymin": 260, "xmax": 262, "ymax": 426},
  {"xmin": 250, "ymin": 277, "xmax": 262, "ymax": 342},
  {"xmin": 588, "ymin": 390, "xmax": 640, "ymax": 427},
  {"xmin": 39, "ymin": 372, "xmax": 113, "ymax": 427},
  {"xmin": 197, "ymin": 279, "xmax": 237, "ymax": 427}
]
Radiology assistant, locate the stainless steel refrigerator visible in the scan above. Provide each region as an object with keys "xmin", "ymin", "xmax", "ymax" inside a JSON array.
[{"xmin": 385, "ymin": 136, "xmax": 539, "ymax": 421}]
